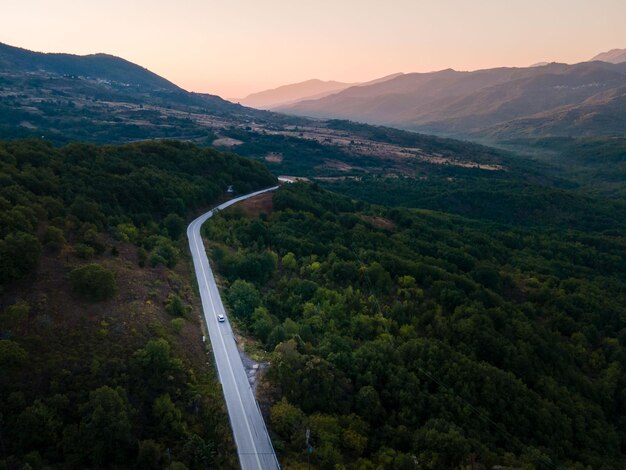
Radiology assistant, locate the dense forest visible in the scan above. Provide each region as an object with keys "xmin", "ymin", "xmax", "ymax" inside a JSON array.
[
  {"xmin": 205, "ymin": 183, "xmax": 626, "ymax": 469},
  {"xmin": 0, "ymin": 139, "xmax": 275, "ymax": 468},
  {"xmin": 319, "ymin": 175, "xmax": 626, "ymax": 232},
  {"xmin": 496, "ymin": 136, "xmax": 626, "ymax": 198}
]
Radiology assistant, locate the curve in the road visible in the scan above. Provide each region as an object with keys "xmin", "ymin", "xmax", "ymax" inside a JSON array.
[{"xmin": 187, "ymin": 186, "xmax": 281, "ymax": 470}]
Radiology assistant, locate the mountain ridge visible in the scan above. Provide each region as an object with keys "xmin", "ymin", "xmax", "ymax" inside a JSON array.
[
  {"xmin": 280, "ymin": 61, "xmax": 626, "ymax": 139},
  {"xmin": 590, "ymin": 48, "xmax": 626, "ymax": 64},
  {"xmin": 0, "ymin": 42, "xmax": 179, "ymax": 91},
  {"xmin": 236, "ymin": 78, "xmax": 357, "ymax": 109},
  {"xmin": 238, "ymin": 73, "xmax": 404, "ymax": 110}
]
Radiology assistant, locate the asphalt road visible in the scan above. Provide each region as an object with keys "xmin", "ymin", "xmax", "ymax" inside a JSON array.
[{"xmin": 187, "ymin": 186, "xmax": 281, "ymax": 470}]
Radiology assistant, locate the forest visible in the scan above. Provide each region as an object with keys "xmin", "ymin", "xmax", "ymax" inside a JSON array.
[
  {"xmin": 0, "ymin": 139, "xmax": 275, "ymax": 468},
  {"xmin": 205, "ymin": 183, "xmax": 626, "ymax": 469},
  {"xmin": 319, "ymin": 174, "xmax": 626, "ymax": 232}
]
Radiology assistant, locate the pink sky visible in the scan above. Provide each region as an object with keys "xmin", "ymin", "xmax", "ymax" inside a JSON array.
[{"xmin": 2, "ymin": 0, "xmax": 625, "ymax": 99}]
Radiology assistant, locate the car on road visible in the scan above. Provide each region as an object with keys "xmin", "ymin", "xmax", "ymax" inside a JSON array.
[{"xmin": 218, "ymin": 314, "xmax": 225, "ymax": 322}]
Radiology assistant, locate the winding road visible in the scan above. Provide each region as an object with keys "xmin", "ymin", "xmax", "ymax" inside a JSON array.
[{"xmin": 187, "ymin": 186, "xmax": 281, "ymax": 470}]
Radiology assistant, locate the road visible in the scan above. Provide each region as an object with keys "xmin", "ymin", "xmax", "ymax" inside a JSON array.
[{"xmin": 187, "ymin": 186, "xmax": 281, "ymax": 470}]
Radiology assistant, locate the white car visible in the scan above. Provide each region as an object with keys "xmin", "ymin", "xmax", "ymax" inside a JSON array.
[{"xmin": 217, "ymin": 314, "xmax": 225, "ymax": 322}]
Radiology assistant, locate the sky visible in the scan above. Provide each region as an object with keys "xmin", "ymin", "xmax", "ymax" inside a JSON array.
[{"xmin": 2, "ymin": 0, "xmax": 626, "ymax": 99}]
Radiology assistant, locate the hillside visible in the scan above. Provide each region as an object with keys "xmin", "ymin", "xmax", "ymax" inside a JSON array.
[
  {"xmin": 480, "ymin": 86, "xmax": 626, "ymax": 139},
  {"xmin": 280, "ymin": 61, "xmax": 626, "ymax": 139},
  {"xmin": 590, "ymin": 48, "xmax": 626, "ymax": 64},
  {"xmin": 204, "ymin": 183, "xmax": 626, "ymax": 468},
  {"xmin": 237, "ymin": 79, "xmax": 357, "ymax": 109},
  {"xmin": 0, "ymin": 42, "xmax": 179, "ymax": 91},
  {"xmin": 0, "ymin": 139, "xmax": 276, "ymax": 468},
  {"xmin": 238, "ymin": 74, "xmax": 404, "ymax": 110},
  {"xmin": 0, "ymin": 42, "xmax": 283, "ymax": 145}
]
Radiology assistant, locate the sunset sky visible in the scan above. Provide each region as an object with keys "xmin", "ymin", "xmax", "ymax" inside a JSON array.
[{"xmin": 2, "ymin": 0, "xmax": 625, "ymax": 99}]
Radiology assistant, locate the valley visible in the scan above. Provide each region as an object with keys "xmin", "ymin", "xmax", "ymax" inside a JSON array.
[{"xmin": 0, "ymin": 37, "xmax": 625, "ymax": 470}]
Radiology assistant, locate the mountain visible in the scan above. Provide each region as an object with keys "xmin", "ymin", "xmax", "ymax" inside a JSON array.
[
  {"xmin": 237, "ymin": 79, "xmax": 357, "ymax": 109},
  {"xmin": 0, "ymin": 42, "xmax": 289, "ymax": 144},
  {"xmin": 590, "ymin": 48, "xmax": 626, "ymax": 64},
  {"xmin": 481, "ymin": 86, "xmax": 626, "ymax": 138},
  {"xmin": 280, "ymin": 61, "xmax": 626, "ymax": 139},
  {"xmin": 0, "ymin": 42, "xmax": 179, "ymax": 91},
  {"xmin": 238, "ymin": 73, "xmax": 404, "ymax": 110}
]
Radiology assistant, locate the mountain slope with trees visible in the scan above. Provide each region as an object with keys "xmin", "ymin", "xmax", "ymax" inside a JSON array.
[
  {"xmin": 280, "ymin": 61, "xmax": 626, "ymax": 139},
  {"xmin": 0, "ymin": 139, "xmax": 276, "ymax": 468},
  {"xmin": 205, "ymin": 183, "xmax": 626, "ymax": 469}
]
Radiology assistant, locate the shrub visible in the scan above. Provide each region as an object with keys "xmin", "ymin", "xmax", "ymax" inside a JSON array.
[
  {"xmin": 0, "ymin": 339, "xmax": 28, "ymax": 368},
  {"xmin": 74, "ymin": 243, "xmax": 95, "ymax": 259},
  {"xmin": 43, "ymin": 226, "xmax": 65, "ymax": 252},
  {"xmin": 165, "ymin": 294, "xmax": 188, "ymax": 317},
  {"xmin": 170, "ymin": 318, "xmax": 185, "ymax": 333},
  {"xmin": 69, "ymin": 263, "xmax": 116, "ymax": 301}
]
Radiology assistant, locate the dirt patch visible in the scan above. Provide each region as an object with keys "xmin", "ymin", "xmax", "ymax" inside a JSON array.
[
  {"xmin": 212, "ymin": 137, "xmax": 243, "ymax": 147},
  {"xmin": 315, "ymin": 176, "xmax": 362, "ymax": 182},
  {"xmin": 235, "ymin": 192, "xmax": 274, "ymax": 218},
  {"xmin": 278, "ymin": 175, "xmax": 309, "ymax": 182},
  {"xmin": 264, "ymin": 152, "xmax": 283, "ymax": 163},
  {"xmin": 361, "ymin": 215, "xmax": 396, "ymax": 230},
  {"xmin": 321, "ymin": 159, "xmax": 353, "ymax": 172}
]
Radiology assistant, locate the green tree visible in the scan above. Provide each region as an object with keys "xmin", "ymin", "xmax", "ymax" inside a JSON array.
[
  {"xmin": 153, "ymin": 394, "xmax": 185, "ymax": 439},
  {"xmin": 270, "ymin": 398, "xmax": 306, "ymax": 446},
  {"xmin": 227, "ymin": 280, "xmax": 261, "ymax": 319},
  {"xmin": 282, "ymin": 252, "xmax": 297, "ymax": 270},
  {"xmin": 150, "ymin": 239, "xmax": 179, "ymax": 268},
  {"xmin": 0, "ymin": 339, "xmax": 28, "ymax": 368},
  {"xmin": 163, "ymin": 213, "xmax": 185, "ymax": 239},
  {"xmin": 43, "ymin": 226, "xmax": 65, "ymax": 252},
  {"xmin": 79, "ymin": 386, "xmax": 134, "ymax": 466},
  {"xmin": 0, "ymin": 231, "xmax": 41, "ymax": 283},
  {"xmin": 136, "ymin": 439, "xmax": 162, "ymax": 469},
  {"xmin": 165, "ymin": 294, "xmax": 188, "ymax": 317},
  {"xmin": 171, "ymin": 317, "xmax": 185, "ymax": 333},
  {"xmin": 69, "ymin": 263, "xmax": 116, "ymax": 301}
]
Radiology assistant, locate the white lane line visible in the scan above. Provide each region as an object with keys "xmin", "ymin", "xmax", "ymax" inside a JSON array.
[{"xmin": 192, "ymin": 219, "xmax": 263, "ymax": 469}]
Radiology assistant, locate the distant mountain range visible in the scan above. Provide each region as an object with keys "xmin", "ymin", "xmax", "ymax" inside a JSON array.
[
  {"xmin": 236, "ymin": 79, "xmax": 357, "ymax": 109},
  {"xmin": 237, "ymin": 74, "xmax": 403, "ymax": 110},
  {"xmin": 280, "ymin": 60, "xmax": 626, "ymax": 139},
  {"xmin": 590, "ymin": 48, "xmax": 626, "ymax": 64}
]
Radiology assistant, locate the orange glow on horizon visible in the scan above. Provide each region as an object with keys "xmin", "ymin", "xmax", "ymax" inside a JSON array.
[{"xmin": 1, "ymin": 0, "xmax": 625, "ymax": 99}]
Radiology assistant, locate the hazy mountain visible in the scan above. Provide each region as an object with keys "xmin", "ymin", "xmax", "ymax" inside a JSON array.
[
  {"xmin": 237, "ymin": 79, "xmax": 357, "ymax": 109},
  {"xmin": 590, "ymin": 48, "xmax": 626, "ymax": 64},
  {"xmin": 238, "ymin": 73, "xmax": 404, "ymax": 110},
  {"xmin": 281, "ymin": 62, "xmax": 626, "ymax": 139},
  {"xmin": 481, "ymin": 86, "xmax": 626, "ymax": 139}
]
